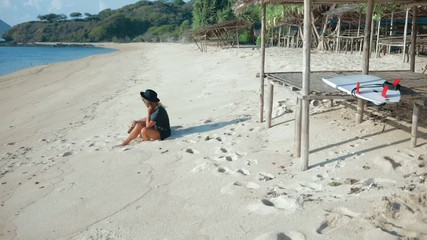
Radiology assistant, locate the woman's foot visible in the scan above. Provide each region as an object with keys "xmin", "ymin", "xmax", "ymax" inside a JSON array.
[{"xmin": 114, "ymin": 141, "xmax": 129, "ymax": 148}]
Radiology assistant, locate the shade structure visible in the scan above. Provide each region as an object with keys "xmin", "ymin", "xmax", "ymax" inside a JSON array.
[
  {"xmin": 234, "ymin": 0, "xmax": 427, "ymax": 14},
  {"xmin": 235, "ymin": 0, "xmax": 426, "ymax": 7},
  {"xmin": 233, "ymin": 0, "xmax": 424, "ymax": 170}
]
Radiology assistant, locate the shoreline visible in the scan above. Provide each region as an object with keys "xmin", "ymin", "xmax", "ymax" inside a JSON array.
[
  {"xmin": 0, "ymin": 41, "xmax": 98, "ymax": 48},
  {"xmin": 0, "ymin": 43, "xmax": 426, "ymax": 239},
  {"xmin": 0, "ymin": 43, "xmax": 119, "ymax": 76}
]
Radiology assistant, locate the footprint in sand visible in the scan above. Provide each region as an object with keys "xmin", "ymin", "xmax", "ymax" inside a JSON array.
[
  {"xmin": 220, "ymin": 182, "xmax": 237, "ymax": 195},
  {"xmin": 217, "ymin": 166, "xmax": 232, "ymax": 174},
  {"xmin": 246, "ymin": 182, "xmax": 260, "ymax": 189},
  {"xmin": 258, "ymin": 172, "xmax": 275, "ymax": 181},
  {"xmin": 254, "ymin": 231, "xmax": 306, "ymax": 240},
  {"xmin": 184, "ymin": 148, "xmax": 199, "ymax": 154},
  {"xmin": 316, "ymin": 207, "xmax": 358, "ymax": 235},
  {"xmin": 247, "ymin": 159, "xmax": 258, "ymax": 166},
  {"xmin": 373, "ymin": 156, "xmax": 402, "ymax": 172},
  {"xmin": 191, "ymin": 162, "xmax": 217, "ymax": 173},
  {"xmin": 215, "ymin": 152, "xmax": 242, "ymax": 162},
  {"xmin": 261, "ymin": 195, "xmax": 303, "ymax": 210},
  {"xmin": 237, "ymin": 168, "xmax": 250, "ymax": 176}
]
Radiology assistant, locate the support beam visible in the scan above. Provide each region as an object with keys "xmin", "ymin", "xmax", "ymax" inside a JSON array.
[
  {"xmin": 267, "ymin": 82, "xmax": 274, "ymax": 128},
  {"xmin": 294, "ymin": 98, "xmax": 302, "ymax": 158},
  {"xmin": 411, "ymin": 103, "xmax": 420, "ymax": 148},
  {"xmin": 358, "ymin": 0, "xmax": 374, "ymax": 124},
  {"xmin": 336, "ymin": 16, "xmax": 341, "ymax": 52},
  {"xmin": 375, "ymin": 17, "xmax": 381, "ymax": 58},
  {"xmin": 410, "ymin": 6, "xmax": 417, "ymax": 72},
  {"xmin": 403, "ymin": 8, "xmax": 409, "ymax": 62},
  {"xmin": 357, "ymin": 13, "xmax": 361, "ymax": 37},
  {"xmin": 259, "ymin": 3, "xmax": 266, "ymax": 123},
  {"xmin": 301, "ymin": 0, "xmax": 312, "ymax": 171}
]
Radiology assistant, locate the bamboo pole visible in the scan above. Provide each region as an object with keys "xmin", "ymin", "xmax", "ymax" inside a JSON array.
[
  {"xmin": 267, "ymin": 82, "xmax": 274, "ymax": 128},
  {"xmin": 410, "ymin": 6, "xmax": 417, "ymax": 72},
  {"xmin": 388, "ymin": 12, "xmax": 394, "ymax": 54},
  {"xmin": 403, "ymin": 8, "xmax": 409, "ymax": 62},
  {"xmin": 301, "ymin": 0, "xmax": 312, "ymax": 171},
  {"xmin": 357, "ymin": 13, "xmax": 361, "ymax": 37},
  {"xmin": 370, "ymin": 15, "xmax": 374, "ymax": 57},
  {"xmin": 259, "ymin": 3, "xmax": 266, "ymax": 123},
  {"xmin": 411, "ymin": 103, "xmax": 420, "ymax": 148},
  {"xmin": 294, "ymin": 98, "xmax": 302, "ymax": 158},
  {"xmin": 336, "ymin": 16, "xmax": 341, "ymax": 52},
  {"xmin": 375, "ymin": 17, "xmax": 381, "ymax": 58},
  {"xmin": 358, "ymin": 0, "xmax": 374, "ymax": 124}
]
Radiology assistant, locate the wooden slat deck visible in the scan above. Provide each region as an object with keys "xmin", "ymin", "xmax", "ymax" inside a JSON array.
[
  {"xmin": 265, "ymin": 70, "xmax": 427, "ymax": 100},
  {"xmin": 262, "ymin": 70, "xmax": 427, "ymax": 149}
]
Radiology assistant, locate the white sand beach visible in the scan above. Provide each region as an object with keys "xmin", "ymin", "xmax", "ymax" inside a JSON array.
[{"xmin": 1, "ymin": 42, "xmax": 426, "ymax": 240}]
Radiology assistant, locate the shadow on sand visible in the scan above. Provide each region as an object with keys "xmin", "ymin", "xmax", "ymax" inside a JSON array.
[{"xmin": 169, "ymin": 117, "xmax": 250, "ymax": 139}]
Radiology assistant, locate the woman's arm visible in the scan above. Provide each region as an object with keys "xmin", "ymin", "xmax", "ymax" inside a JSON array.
[
  {"xmin": 134, "ymin": 117, "xmax": 146, "ymax": 124},
  {"xmin": 145, "ymin": 105, "xmax": 156, "ymax": 128}
]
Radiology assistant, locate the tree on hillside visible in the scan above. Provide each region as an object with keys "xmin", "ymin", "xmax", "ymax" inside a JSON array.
[
  {"xmin": 70, "ymin": 12, "xmax": 82, "ymax": 19},
  {"xmin": 192, "ymin": 0, "xmax": 236, "ymax": 29},
  {"xmin": 84, "ymin": 13, "xmax": 100, "ymax": 22},
  {"xmin": 173, "ymin": 0, "xmax": 185, "ymax": 7},
  {"xmin": 5, "ymin": 0, "xmax": 194, "ymax": 43},
  {"xmin": 37, "ymin": 13, "xmax": 67, "ymax": 23},
  {"xmin": 98, "ymin": 9, "xmax": 114, "ymax": 19}
]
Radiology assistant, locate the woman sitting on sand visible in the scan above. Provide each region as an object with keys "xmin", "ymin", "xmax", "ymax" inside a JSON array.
[{"xmin": 118, "ymin": 89, "xmax": 171, "ymax": 146}]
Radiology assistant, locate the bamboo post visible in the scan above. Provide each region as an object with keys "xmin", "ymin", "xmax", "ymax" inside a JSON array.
[
  {"xmin": 294, "ymin": 98, "xmax": 302, "ymax": 158},
  {"xmin": 358, "ymin": 0, "xmax": 374, "ymax": 124},
  {"xmin": 236, "ymin": 25, "xmax": 240, "ymax": 49},
  {"xmin": 301, "ymin": 0, "xmax": 312, "ymax": 171},
  {"xmin": 357, "ymin": 13, "xmax": 361, "ymax": 37},
  {"xmin": 403, "ymin": 8, "xmax": 409, "ymax": 62},
  {"xmin": 410, "ymin": 6, "xmax": 417, "ymax": 72},
  {"xmin": 411, "ymin": 103, "xmax": 420, "ymax": 148},
  {"xmin": 370, "ymin": 16, "xmax": 374, "ymax": 57},
  {"xmin": 267, "ymin": 81, "xmax": 274, "ymax": 128},
  {"xmin": 336, "ymin": 16, "xmax": 341, "ymax": 52},
  {"xmin": 375, "ymin": 17, "xmax": 381, "ymax": 58},
  {"xmin": 259, "ymin": 3, "xmax": 266, "ymax": 123}
]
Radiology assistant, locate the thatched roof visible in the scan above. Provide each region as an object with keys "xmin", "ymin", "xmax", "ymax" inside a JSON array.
[
  {"xmin": 234, "ymin": 0, "xmax": 427, "ymax": 14},
  {"xmin": 192, "ymin": 20, "xmax": 252, "ymax": 38}
]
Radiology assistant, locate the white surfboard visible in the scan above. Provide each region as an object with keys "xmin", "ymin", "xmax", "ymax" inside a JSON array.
[{"xmin": 322, "ymin": 74, "xmax": 401, "ymax": 105}]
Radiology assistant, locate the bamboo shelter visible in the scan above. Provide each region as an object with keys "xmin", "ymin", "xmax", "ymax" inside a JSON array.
[
  {"xmin": 192, "ymin": 20, "xmax": 252, "ymax": 52},
  {"xmin": 234, "ymin": 0, "xmax": 426, "ymax": 171}
]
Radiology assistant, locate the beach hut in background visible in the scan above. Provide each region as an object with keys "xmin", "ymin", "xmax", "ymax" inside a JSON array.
[
  {"xmin": 234, "ymin": 0, "xmax": 426, "ymax": 171},
  {"xmin": 376, "ymin": 7, "xmax": 427, "ymax": 61},
  {"xmin": 192, "ymin": 20, "xmax": 252, "ymax": 52}
]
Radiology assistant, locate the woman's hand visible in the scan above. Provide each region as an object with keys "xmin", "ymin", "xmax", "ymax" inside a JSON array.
[{"xmin": 147, "ymin": 105, "xmax": 155, "ymax": 114}]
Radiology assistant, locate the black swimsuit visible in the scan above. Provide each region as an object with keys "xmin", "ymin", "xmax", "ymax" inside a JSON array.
[{"xmin": 151, "ymin": 106, "xmax": 171, "ymax": 140}]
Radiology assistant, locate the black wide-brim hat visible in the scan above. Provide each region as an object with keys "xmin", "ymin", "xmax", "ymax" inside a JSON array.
[{"xmin": 140, "ymin": 89, "xmax": 160, "ymax": 102}]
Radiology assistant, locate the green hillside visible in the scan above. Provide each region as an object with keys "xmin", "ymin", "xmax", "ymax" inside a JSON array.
[
  {"xmin": 0, "ymin": 20, "xmax": 11, "ymax": 39},
  {"xmin": 3, "ymin": 0, "xmax": 194, "ymax": 43}
]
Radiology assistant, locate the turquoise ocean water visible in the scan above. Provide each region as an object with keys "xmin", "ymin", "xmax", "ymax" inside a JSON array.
[{"xmin": 0, "ymin": 46, "xmax": 116, "ymax": 76}]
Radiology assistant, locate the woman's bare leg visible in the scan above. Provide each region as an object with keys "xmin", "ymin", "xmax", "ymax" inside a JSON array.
[
  {"xmin": 141, "ymin": 127, "xmax": 161, "ymax": 141},
  {"xmin": 119, "ymin": 123, "xmax": 145, "ymax": 146}
]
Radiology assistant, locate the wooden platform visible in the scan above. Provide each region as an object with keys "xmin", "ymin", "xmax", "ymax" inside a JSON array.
[
  {"xmin": 263, "ymin": 70, "xmax": 427, "ymax": 148},
  {"xmin": 265, "ymin": 70, "xmax": 427, "ymax": 102}
]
